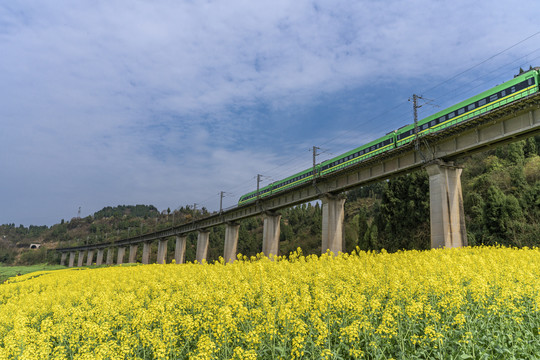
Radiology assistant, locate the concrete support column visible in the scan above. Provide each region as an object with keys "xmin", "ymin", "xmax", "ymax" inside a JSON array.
[
  {"xmin": 142, "ymin": 242, "xmax": 151, "ymax": 264},
  {"xmin": 117, "ymin": 247, "xmax": 126, "ymax": 265},
  {"xmin": 96, "ymin": 249, "xmax": 105, "ymax": 266},
  {"xmin": 86, "ymin": 250, "xmax": 94, "ymax": 266},
  {"xmin": 106, "ymin": 248, "xmax": 114, "ymax": 265},
  {"xmin": 175, "ymin": 236, "xmax": 187, "ymax": 264},
  {"xmin": 321, "ymin": 194, "xmax": 346, "ymax": 255},
  {"xmin": 224, "ymin": 223, "xmax": 240, "ymax": 263},
  {"xmin": 60, "ymin": 252, "xmax": 67, "ymax": 266},
  {"xmin": 196, "ymin": 230, "xmax": 210, "ymax": 263},
  {"xmin": 425, "ymin": 160, "xmax": 468, "ymax": 248},
  {"xmin": 68, "ymin": 252, "xmax": 76, "ymax": 267},
  {"xmin": 77, "ymin": 251, "xmax": 85, "ymax": 267},
  {"xmin": 262, "ymin": 212, "xmax": 281, "ymax": 258},
  {"xmin": 157, "ymin": 239, "xmax": 168, "ymax": 264},
  {"xmin": 129, "ymin": 244, "xmax": 138, "ymax": 263}
]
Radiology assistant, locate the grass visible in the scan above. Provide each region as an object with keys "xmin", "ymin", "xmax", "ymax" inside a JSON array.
[{"xmin": 0, "ymin": 264, "xmax": 66, "ymax": 283}]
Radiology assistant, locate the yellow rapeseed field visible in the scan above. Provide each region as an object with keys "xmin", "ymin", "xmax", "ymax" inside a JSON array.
[{"xmin": 1, "ymin": 246, "xmax": 539, "ymax": 359}]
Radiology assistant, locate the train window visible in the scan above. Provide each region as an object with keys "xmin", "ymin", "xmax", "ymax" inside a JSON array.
[
  {"xmin": 422, "ymin": 124, "xmax": 428, "ymax": 130},
  {"xmin": 528, "ymin": 78, "xmax": 533, "ymax": 85},
  {"xmin": 490, "ymin": 94, "xmax": 498, "ymax": 102},
  {"xmin": 430, "ymin": 120, "xmax": 436, "ymax": 126},
  {"xmin": 468, "ymin": 104, "xmax": 475, "ymax": 111},
  {"xmin": 500, "ymin": 90, "xmax": 506, "ymax": 97},
  {"xmin": 458, "ymin": 108, "xmax": 465, "ymax": 115},
  {"xmin": 510, "ymin": 86, "xmax": 516, "ymax": 93},
  {"xmin": 478, "ymin": 99, "xmax": 487, "ymax": 106},
  {"xmin": 448, "ymin": 112, "xmax": 455, "ymax": 119}
]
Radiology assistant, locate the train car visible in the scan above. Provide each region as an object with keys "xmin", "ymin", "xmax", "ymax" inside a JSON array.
[
  {"xmin": 238, "ymin": 68, "xmax": 540, "ymax": 206},
  {"xmin": 238, "ymin": 167, "xmax": 318, "ymax": 206},
  {"xmin": 320, "ymin": 132, "xmax": 396, "ymax": 176},
  {"xmin": 396, "ymin": 68, "xmax": 540, "ymax": 147}
]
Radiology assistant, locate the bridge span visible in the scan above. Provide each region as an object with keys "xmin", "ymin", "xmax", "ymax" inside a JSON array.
[{"xmin": 57, "ymin": 93, "xmax": 540, "ymax": 266}]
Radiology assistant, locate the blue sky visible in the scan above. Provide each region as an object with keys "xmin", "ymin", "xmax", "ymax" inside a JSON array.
[{"xmin": 1, "ymin": 1, "xmax": 540, "ymax": 226}]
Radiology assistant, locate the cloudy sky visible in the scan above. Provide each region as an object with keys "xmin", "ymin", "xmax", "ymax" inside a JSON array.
[{"xmin": 1, "ymin": 1, "xmax": 540, "ymax": 226}]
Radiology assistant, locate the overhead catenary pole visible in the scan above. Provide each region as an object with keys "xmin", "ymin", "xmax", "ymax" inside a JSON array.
[
  {"xmin": 220, "ymin": 191, "xmax": 224, "ymax": 213},
  {"xmin": 257, "ymin": 174, "xmax": 262, "ymax": 200},
  {"xmin": 412, "ymin": 94, "xmax": 421, "ymax": 151},
  {"xmin": 312, "ymin": 146, "xmax": 320, "ymax": 185}
]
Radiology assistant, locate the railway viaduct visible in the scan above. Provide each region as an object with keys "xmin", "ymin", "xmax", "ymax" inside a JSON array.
[{"xmin": 57, "ymin": 93, "xmax": 540, "ymax": 266}]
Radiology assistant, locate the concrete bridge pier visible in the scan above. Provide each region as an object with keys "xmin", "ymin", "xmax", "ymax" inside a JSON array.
[
  {"xmin": 157, "ymin": 239, "xmax": 168, "ymax": 264},
  {"xmin": 106, "ymin": 248, "xmax": 114, "ymax": 265},
  {"xmin": 142, "ymin": 242, "xmax": 151, "ymax": 264},
  {"xmin": 129, "ymin": 244, "xmax": 138, "ymax": 263},
  {"xmin": 86, "ymin": 250, "xmax": 94, "ymax": 266},
  {"xmin": 77, "ymin": 251, "xmax": 85, "ymax": 267},
  {"xmin": 425, "ymin": 160, "xmax": 468, "ymax": 248},
  {"xmin": 175, "ymin": 236, "xmax": 187, "ymax": 264},
  {"xmin": 262, "ymin": 212, "xmax": 281, "ymax": 259},
  {"xmin": 321, "ymin": 194, "xmax": 346, "ymax": 256},
  {"xmin": 117, "ymin": 247, "xmax": 126, "ymax": 265},
  {"xmin": 68, "ymin": 252, "xmax": 75, "ymax": 267},
  {"xmin": 224, "ymin": 223, "xmax": 240, "ymax": 263},
  {"xmin": 96, "ymin": 249, "xmax": 104, "ymax": 266},
  {"xmin": 60, "ymin": 252, "xmax": 67, "ymax": 266},
  {"xmin": 196, "ymin": 230, "xmax": 210, "ymax": 263}
]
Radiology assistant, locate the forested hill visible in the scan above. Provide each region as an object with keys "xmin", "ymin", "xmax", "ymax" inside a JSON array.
[{"xmin": 1, "ymin": 136, "xmax": 539, "ymax": 265}]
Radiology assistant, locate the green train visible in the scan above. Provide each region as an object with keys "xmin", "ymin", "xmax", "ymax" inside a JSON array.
[{"xmin": 238, "ymin": 68, "xmax": 540, "ymax": 206}]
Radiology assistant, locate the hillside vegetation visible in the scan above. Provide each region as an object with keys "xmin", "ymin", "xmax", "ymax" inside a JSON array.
[{"xmin": 1, "ymin": 137, "xmax": 539, "ymax": 265}]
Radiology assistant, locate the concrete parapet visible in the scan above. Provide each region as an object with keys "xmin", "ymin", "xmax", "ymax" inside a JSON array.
[
  {"xmin": 68, "ymin": 252, "xmax": 76, "ymax": 267},
  {"xmin": 142, "ymin": 242, "xmax": 151, "ymax": 264},
  {"xmin": 224, "ymin": 223, "xmax": 240, "ymax": 263},
  {"xmin": 196, "ymin": 230, "xmax": 210, "ymax": 263},
  {"xmin": 96, "ymin": 249, "xmax": 104, "ymax": 266},
  {"xmin": 262, "ymin": 212, "xmax": 281, "ymax": 258},
  {"xmin": 129, "ymin": 245, "xmax": 138, "ymax": 263},
  {"xmin": 175, "ymin": 236, "xmax": 187, "ymax": 264},
  {"xmin": 86, "ymin": 250, "xmax": 94, "ymax": 266},
  {"xmin": 117, "ymin": 247, "xmax": 126, "ymax": 265},
  {"xmin": 425, "ymin": 160, "xmax": 468, "ymax": 248},
  {"xmin": 60, "ymin": 252, "xmax": 67, "ymax": 266},
  {"xmin": 157, "ymin": 239, "xmax": 168, "ymax": 264},
  {"xmin": 77, "ymin": 251, "xmax": 85, "ymax": 267},
  {"xmin": 321, "ymin": 194, "xmax": 345, "ymax": 255}
]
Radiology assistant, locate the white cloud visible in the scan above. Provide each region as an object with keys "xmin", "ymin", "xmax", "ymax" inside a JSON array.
[{"xmin": 1, "ymin": 0, "xmax": 540, "ymax": 225}]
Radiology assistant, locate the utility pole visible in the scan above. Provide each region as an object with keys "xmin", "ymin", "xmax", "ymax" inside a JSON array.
[{"xmin": 312, "ymin": 146, "xmax": 320, "ymax": 185}]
